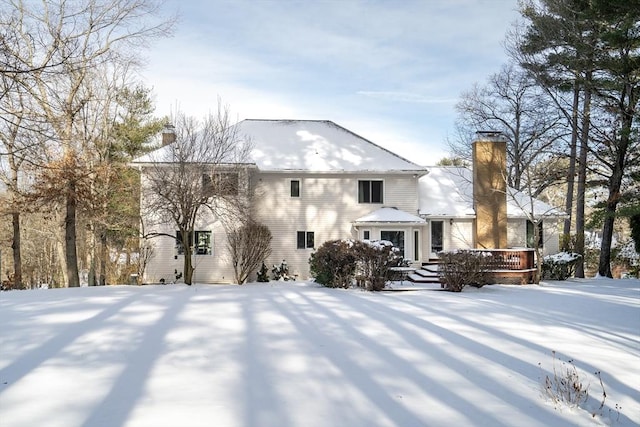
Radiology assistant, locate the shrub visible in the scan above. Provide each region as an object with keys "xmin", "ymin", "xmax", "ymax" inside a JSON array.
[
  {"xmin": 309, "ymin": 239, "xmax": 403, "ymax": 290},
  {"xmin": 309, "ymin": 240, "xmax": 357, "ymax": 288},
  {"xmin": 256, "ymin": 262, "xmax": 269, "ymax": 282},
  {"xmin": 272, "ymin": 260, "xmax": 295, "ymax": 281},
  {"xmin": 542, "ymin": 252, "xmax": 581, "ymax": 280},
  {"xmin": 540, "ymin": 351, "xmax": 589, "ymax": 409},
  {"xmin": 227, "ymin": 221, "xmax": 273, "ymax": 284},
  {"xmin": 353, "ymin": 240, "xmax": 403, "ymax": 291},
  {"xmin": 438, "ymin": 250, "xmax": 490, "ymax": 292}
]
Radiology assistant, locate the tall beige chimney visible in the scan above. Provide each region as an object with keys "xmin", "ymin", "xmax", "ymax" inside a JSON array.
[
  {"xmin": 162, "ymin": 124, "xmax": 176, "ymax": 146},
  {"xmin": 473, "ymin": 131, "xmax": 507, "ymax": 249}
]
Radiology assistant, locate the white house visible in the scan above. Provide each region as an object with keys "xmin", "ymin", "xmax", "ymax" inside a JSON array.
[{"xmin": 132, "ymin": 119, "xmax": 565, "ymax": 284}]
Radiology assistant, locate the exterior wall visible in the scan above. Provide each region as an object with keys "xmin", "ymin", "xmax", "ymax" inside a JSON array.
[
  {"xmin": 140, "ymin": 162, "xmax": 562, "ymax": 283},
  {"xmin": 423, "ymin": 218, "xmax": 474, "ymax": 259},
  {"xmin": 142, "ymin": 214, "xmax": 236, "ymax": 284},
  {"xmin": 507, "ymin": 218, "xmax": 561, "ymax": 257},
  {"xmin": 449, "ymin": 219, "xmax": 474, "ymax": 250},
  {"xmin": 507, "ymin": 219, "xmax": 526, "ymax": 249},
  {"xmin": 252, "ymin": 172, "xmax": 421, "ymax": 279},
  {"xmin": 542, "ymin": 219, "xmax": 560, "ymax": 255},
  {"xmin": 139, "ymin": 166, "xmax": 250, "ymax": 284}
]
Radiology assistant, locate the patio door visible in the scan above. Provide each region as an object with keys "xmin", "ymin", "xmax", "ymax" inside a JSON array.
[{"xmin": 431, "ymin": 221, "xmax": 443, "ymax": 257}]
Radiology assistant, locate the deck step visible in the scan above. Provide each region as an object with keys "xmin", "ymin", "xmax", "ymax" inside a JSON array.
[
  {"xmin": 420, "ymin": 264, "xmax": 440, "ymax": 274},
  {"xmin": 413, "ymin": 268, "xmax": 439, "ymax": 278},
  {"xmin": 408, "ymin": 271, "xmax": 441, "ymax": 283}
]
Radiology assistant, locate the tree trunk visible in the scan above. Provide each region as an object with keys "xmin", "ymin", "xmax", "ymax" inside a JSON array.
[
  {"xmin": 88, "ymin": 220, "xmax": 96, "ymax": 286},
  {"xmin": 11, "ymin": 212, "xmax": 23, "ymax": 289},
  {"xmin": 65, "ymin": 182, "xmax": 80, "ymax": 287},
  {"xmin": 56, "ymin": 238, "xmax": 68, "ymax": 287},
  {"xmin": 99, "ymin": 231, "xmax": 107, "ymax": 286},
  {"xmin": 598, "ymin": 98, "xmax": 634, "ymax": 277},
  {"xmin": 184, "ymin": 246, "xmax": 194, "ymax": 285},
  {"xmin": 575, "ymin": 77, "xmax": 592, "ymax": 278},
  {"xmin": 562, "ymin": 84, "xmax": 580, "ymax": 246}
]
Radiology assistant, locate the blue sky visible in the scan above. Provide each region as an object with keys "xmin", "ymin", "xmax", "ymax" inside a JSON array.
[{"xmin": 141, "ymin": 0, "xmax": 521, "ymax": 165}]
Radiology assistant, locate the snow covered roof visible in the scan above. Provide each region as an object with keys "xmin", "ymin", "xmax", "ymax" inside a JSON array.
[
  {"xmin": 506, "ymin": 187, "xmax": 566, "ymax": 218},
  {"xmin": 131, "ymin": 119, "xmax": 426, "ymax": 173},
  {"xmin": 238, "ymin": 119, "xmax": 425, "ymax": 172},
  {"xmin": 419, "ymin": 167, "xmax": 475, "ymax": 217},
  {"xmin": 419, "ymin": 167, "xmax": 565, "ymax": 218},
  {"xmin": 354, "ymin": 207, "xmax": 426, "ymax": 224}
]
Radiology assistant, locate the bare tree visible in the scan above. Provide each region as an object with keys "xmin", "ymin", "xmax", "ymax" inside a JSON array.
[
  {"xmin": 451, "ymin": 64, "xmax": 567, "ymax": 196},
  {"xmin": 227, "ymin": 221, "xmax": 272, "ymax": 284},
  {"xmin": 2, "ymin": 0, "xmax": 173, "ymax": 286},
  {"xmin": 140, "ymin": 105, "xmax": 252, "ymax": 285}
]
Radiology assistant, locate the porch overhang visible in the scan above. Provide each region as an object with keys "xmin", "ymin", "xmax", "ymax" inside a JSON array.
[{"xmin": 353, "ymin": 207, "xmax": 426, "ymax": 226}]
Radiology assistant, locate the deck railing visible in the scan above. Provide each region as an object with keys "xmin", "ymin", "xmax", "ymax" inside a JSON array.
[
  {"xmin": 475, "ymin": 248, "xmax": 535, "ymax": 270},
  {"xmin": 472, "ymin": 248, "xmax": 536, "ymax": 284}
]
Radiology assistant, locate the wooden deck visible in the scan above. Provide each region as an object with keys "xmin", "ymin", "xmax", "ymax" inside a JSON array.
[{"xmin": 409, "ymin": 249, "xmax": 536, "ymax": 286}]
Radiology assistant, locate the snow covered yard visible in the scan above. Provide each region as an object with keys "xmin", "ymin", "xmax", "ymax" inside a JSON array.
[{"xmin": 0, "ymin": 279, "xmax": 638, "ymax": 427}]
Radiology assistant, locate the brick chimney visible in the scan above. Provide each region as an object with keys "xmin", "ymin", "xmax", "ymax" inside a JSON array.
[
  {"xmin": 162, "ymin": 124, "xmax": 176, "ymax": 146},
  {"xmin": 472, "ymin": 131, "xmax": 507, "ymax": 249}
]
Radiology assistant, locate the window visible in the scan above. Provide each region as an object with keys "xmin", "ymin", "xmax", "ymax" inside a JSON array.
[
  {"xmin": 176, "ymin": 230, "xmax": 212, "ymax": 255},
  {"xmin": 202, "ymin": 172, "xmax": 239, "ymax": 197},
  {"xmin": 297, "ymin": 231, "xmax": 315, "ymax": 249},
  {"xmin": 291, "ymin": 179, "xmax": 300, "ymax": 197},
  {"xmin": 363, "ymin": 230, "xmax": 370, "ymax": 240},
  {"xmin": 381, "ymin": 230, "xmax": 405, "ymax": 258},
  {"xmin": 414, "ymin": 230, "xmax": 420, "ymax": 262},
  {"xmin": 358, "ymin": 180, "xmax": 383, "ymax": 203},
  {"xmin": 431, "ymin": 221, "xmax": 443, "ymax": 254},
  {"xmin": 195, "ymin": 231, "xmax": 212, "ymax": 255},
  {"xmin": 526, "ymin": 220, "xmax": 543, "ymax": 248}
]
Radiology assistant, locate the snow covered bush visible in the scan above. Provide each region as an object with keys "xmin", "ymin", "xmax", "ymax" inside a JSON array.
[
  {"xmin": 272, "ymin": 260, "xmax": 294, "ymax": 281},
  {"xmin": 353, "ymin": 239, "xmax": 403, "ymax": 291},
  {"xmin": 542, "ymin": 252, "xmax": 581, "ymax": 280},
  {"xmin": 613, "ymin": 240, "xmax": 639, "ymax": 278},
  {"xmin": 256, "ymin": 262, "xmax": 269, "ymax": 282},
  {"xmin": 309, "ymin": 240, "xmax": 357, "ymax": 288},
  {"xmin": 309, "ymin": 239, "xmax": 403, "ymax": 290},
  {"xmin": 438, "ymin": 250, "xmax": 490, "ymax": 292}
]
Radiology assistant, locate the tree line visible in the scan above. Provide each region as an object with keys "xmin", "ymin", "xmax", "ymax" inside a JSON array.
[
  {"xmin": 1, "ymin": 0, "xmax": 173, "ymax": 288},
  {"xmin": 448, "ymin": 0, "xmax": 639, "ymax": 278}
]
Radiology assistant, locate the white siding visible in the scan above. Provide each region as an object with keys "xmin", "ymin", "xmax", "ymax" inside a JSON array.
[
  {"xmin": 253, "ymin": 172, "xmax": 420, "ymax": 278},
  {"xmin": 142, "ymin": 214, "xmax": 236, "ymax": 284},
  {"xmin": 542, "ymin": 219, "xmax": 560, "ymax": 255},
  {"xmin": 507, "ymin": 218, "xmax": 561, "ymax": 256},
  {"xmin": 449, "ymin": 219, "xmax": 474, "ymax": 250},
  {"xmin": 507, "ymin": 220, "xmax": 526, "ymax": 249}
]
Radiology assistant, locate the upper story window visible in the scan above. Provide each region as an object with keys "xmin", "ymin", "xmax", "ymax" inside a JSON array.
[
  {"xmin": 291, "ymin": 179, "xmax": 300, "ymax": 198},
  {"xmin": 358, "ymin": 180, "xmax": 383, "ymax": 203},
  {"xmin": 203, "ymin": 172, "xmax": 239, "ymax": 197}
]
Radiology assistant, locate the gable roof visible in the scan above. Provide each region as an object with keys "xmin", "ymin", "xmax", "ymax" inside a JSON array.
[
  {"xmin": 419, "ymin": 167, "xmax": 565, "ymax": 218},
  {"xmin": 238, "ymin": 119, "xmax": 425, "ymax": 173}
]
